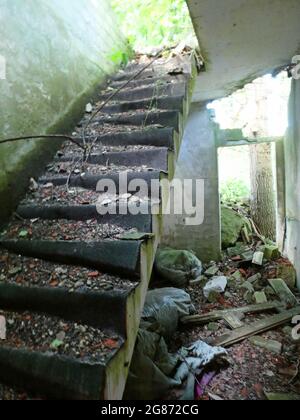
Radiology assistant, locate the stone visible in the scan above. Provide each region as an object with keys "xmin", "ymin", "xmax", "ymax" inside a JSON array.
[
  {"xmin": 264, "ymin": 286, "xmax": 276, "ymax": 298},
  {"xmin": 249, "ymin": 336, "xmax": 282, "ymax": 354},
  {"xmin": 244, "ymin": 290, "xmax": 254, "ymax": 304},
  {"xmin": 239, "ymin": 281, "xmax": 255, "ymax": 294},
  {"xmin": 56, "ymin": 331, "xmax": 66, "ymax": 342},
  {"xmin": 263, "ymin": 245, "xmax": 280, "ymax": 261},
  {"xmin": 276, "ymin": 264, "xmax": 297, "ymax": 289},
  {"xmin": 248, "ymin": 273, "xmax": 262, "ymax": 284},
  {"xmin": 241, "ymin": 250, "xmax": 255, "ymax": 261},
  {"xmin": 207, "ymin": 322, "xmax": 220, "ymax": 332},
  {"xmin": 254, "ymin": 291, "xmax": 268, "ymax": 304},
  {"xmin": 203, "ymin": 276, "xmax": 227, "ymax": 299},
  {"xmin": 8, "ymin": 266, "xmax": 22, "ymax": 276},
  {"xmin": 222, "ymin": 207, "xmax": 249, "ymax": 248},
  {"xmin": 227, "ymin": 243, "xmax": 249, "ymax": 258},
  {"xmin": 252, "ymin": 252, "xmax": 264, "ymax": 266},
  {"xmin": 205, "ymin": 265, "xmax": 219, "ymax": 277},
  {"xmin": 231, "ymin": 270, "xmax": 244, "ymax": 282},
  {"xmin": 190, "ymin": 275, "xmax": 207, "ymax": 287},
  {"xmin": 283, "ymin": 326, "xmax": 293, "ymax": 337}
]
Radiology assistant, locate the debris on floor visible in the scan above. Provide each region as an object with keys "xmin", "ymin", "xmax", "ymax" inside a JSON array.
[{"xmin": 152, "ymin": 215, "xmax": 300, "ymax": 400}]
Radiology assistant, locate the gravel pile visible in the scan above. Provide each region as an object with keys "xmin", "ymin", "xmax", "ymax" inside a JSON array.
[{"xmin": 0, "ymin": 311, "xmax": 123, "ymax": 363}]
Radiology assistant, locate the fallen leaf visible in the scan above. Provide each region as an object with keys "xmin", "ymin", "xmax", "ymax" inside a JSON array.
[{"xmin": 103, "ymin": 339, "xmax": 119, "ymax": 349}]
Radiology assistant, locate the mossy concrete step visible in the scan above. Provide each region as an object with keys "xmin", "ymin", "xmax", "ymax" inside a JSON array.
[
  {"xmin": 93, "ymin": 110, "xmax": 181, "ymax": 132},
  {"xmin": 0, "ymin": 347, "xmax": 107, "ymax": 400},
  {"xmin": 0, "ymin": 235, "xmax": 157, "ymax": 400},
  {"xmin": 0, "ymin": 239, "xmax": 142, "ymax": 279},
  {"xmin": 0, "ymin": 283, "xmax": 128, "ymax": 335},
  {"xmin": 101, "ymin": 95, "xmax": 185, "ymax": 114},
  {"xmin": 57, "ymin": 148, "xmax": 170, "ymax": 172},
  {"xmin": 75, "ymin": 127, "xmax": 178, "ymax": 150},
  {"xmin": 17, "ymin": 204, "xmax": 157, "ymax": 232},
  {"xmin": 100, "ymin": 82, "xmax": 186, "ymax": 102},
  {"xmin": 110, "ymin": 74, "xmax": 187, "ymax": 89},
  {"xmin": 39, "ymin": 170, "xmax": 165, "ymax": 193}
]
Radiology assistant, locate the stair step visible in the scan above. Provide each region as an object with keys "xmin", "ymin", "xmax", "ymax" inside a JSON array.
[
  {"xmin": 74, "ymin": 127, "xmax": 177, "ymax": 149},
  {"xmin": 0, "ymin": 311, "xmax": 118, "ymax": 399},
  {"xmin": 101, "ymin": 95, "xmax": 184, "ymax": 114},
  {"xmin": 93, "ymin": 110, "xmax": 181, "ymax": 131},
  {"xmin": 0, "ymin": 239, "xmax": 143, "ymax": 278},
  {"xmin": 57, "ymin": 148, "xmax": 169, "ymax": 172},
  {"xmin": 17, "ymin": 204, "xmax": 155, "ymax": 231},
  {"xmin": 100, "ymin": 82, "xmax": 186, "ymax": 102},
  {"xmin": 0, "ymin": 284, "xmax": 129, "ymax": 335},
  {"xmin": 0, "ymin": 252, "xmax": 137, "ymax": 295},
  {"xmin": 39, "ymin": 170, "xmax": 164, "ymax": 193}
]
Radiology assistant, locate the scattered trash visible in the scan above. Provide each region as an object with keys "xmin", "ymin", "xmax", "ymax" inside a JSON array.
[
  {"xmin": 142, "ymin": 288, "xmax": 195, "ymax": 339},
  {"xmin": 203, "ymin": 276, "xmax": 227, "ymax": 299},
  {"xmin": 155, "ymin": 248, "xmax": 202, "ymax": 287}
]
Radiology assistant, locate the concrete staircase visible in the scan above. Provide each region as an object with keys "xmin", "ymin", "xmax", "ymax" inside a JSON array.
[{"xmin": 0, "ymin": 53, "xmax": 197, "ymax": 400}]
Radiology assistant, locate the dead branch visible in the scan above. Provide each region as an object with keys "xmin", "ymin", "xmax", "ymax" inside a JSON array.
[{"xmin": 0, "ymin": 135, "xmax": 85, "ymax": 150}]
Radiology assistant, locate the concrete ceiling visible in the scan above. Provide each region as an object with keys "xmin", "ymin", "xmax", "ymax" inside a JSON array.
[{"xmin": 187, "ymin": 0, "xmax": 300, "ymax": 102}]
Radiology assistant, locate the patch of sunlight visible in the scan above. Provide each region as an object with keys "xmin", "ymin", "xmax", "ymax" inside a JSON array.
[{"xmin": 208, "ymin": 72, "xmax": 292, "ymax": 138}]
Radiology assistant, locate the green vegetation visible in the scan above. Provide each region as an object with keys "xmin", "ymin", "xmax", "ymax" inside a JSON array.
[
  {"xmin": 220, "ymin": 179, "xmax": 250, "ymax": 205},
  {"xmin": 111, "ymin": 0, "xmax": 194, "ymax": 50}
]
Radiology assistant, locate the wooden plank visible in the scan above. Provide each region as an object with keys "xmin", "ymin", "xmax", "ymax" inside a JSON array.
[
  {"xmin": 212, "ymin": 307, "xmax": 300, "ymax": 348},
  {"xmin": 268, "ymin": 279, "xmax": 298, "ymax": 307},
  {"xmin": 181, "ymin": 302, "xmax": 280, "ymax": 327}
]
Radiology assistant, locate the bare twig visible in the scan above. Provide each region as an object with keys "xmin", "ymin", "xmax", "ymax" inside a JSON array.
[
  {"xmin": 82, "ymin": 46, "xmax": 173, "ymax": 159},
  {"xmin": 0, "ymin": 135, "xmax": 85, "ymax": 150}
]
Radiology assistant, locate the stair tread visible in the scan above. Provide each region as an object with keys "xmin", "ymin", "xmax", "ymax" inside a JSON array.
[
  {"xmin": 0, "ymin": 252, "xmax": 137, "ymax": 293},
  {"xmin": 0, "ymin": 311, "xmax": 123, "ymax": 364}
]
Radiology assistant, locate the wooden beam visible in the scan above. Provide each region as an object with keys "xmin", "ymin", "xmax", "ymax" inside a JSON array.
[
  {"xmin": 212, "ymin": 307, "xmax": 300, "ymax": 348},
  {"xmin": 181, "ymin": 302, "xmax": 281, "ymax": 329}
]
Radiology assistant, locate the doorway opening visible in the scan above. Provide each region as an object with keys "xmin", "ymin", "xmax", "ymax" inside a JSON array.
[{"xmin": 209, "ymin": 71, "xmax": 292, "ymax": 251}]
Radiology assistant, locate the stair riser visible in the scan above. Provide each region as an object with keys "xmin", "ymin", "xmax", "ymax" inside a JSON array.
[
  {"xmin": 101, "ymin": 96, "xmax": 184, "ymax": 114},
  {"xmin": 0, "ymin": 348, "xmax": 105, "ymax": 400},
  {"xmin": 101, "ymin": 83, "xmax": 186, "ymax": 102},
  {"xmin": 17, "ymin": 205, "xmax": 154, "ymax": 231},
  {"xmin": 0, "ymin": 284, "xmax": 127, "ymax": 336},
  {"xmin": 39, "ymin": 171, "xmax": 162, "ymax": 194},
  {"xmin": 0, "ymin": 240, "xmax": 142, "ymax": 279},
  {"xmin": 57, "ymin": 149, "xmax": 169, "ymax": 172},
  {"xmin": 74, "ymin": 127, "xmax": 176, "ymax": 149},
  {"xmin": 94, "ymin": 111, "xmax": 180, "ymax": 132}
]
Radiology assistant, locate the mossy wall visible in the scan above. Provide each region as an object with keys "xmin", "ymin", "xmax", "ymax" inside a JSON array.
[{"xmin": 0, "ymin": 0, "xmax": 127, "ymax": 225}]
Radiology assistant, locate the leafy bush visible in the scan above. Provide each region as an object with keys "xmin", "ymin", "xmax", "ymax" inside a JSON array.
[
  {"xmin": 111, "ymin": 0, "xmax": 194, "ymax": 50},
  {"xmin": 220, "ymin": 179, "xmax": 250, "ymax": 205}
]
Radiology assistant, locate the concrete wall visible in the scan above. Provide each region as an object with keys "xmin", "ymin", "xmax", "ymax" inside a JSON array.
[
  {"xmin": 285, "ymin": 79, "xmax": 300, "ymax": 288},
  {"xmin": 163, "ymin": 103, "xmax": 221, "ymax": 262},
  {"xmin": 0, "ymin": 0, "xmax": 127, "ymax": 225},
  {"xmin": 186, "ymin": 0, "xmax": 300, "ymax": 102}
]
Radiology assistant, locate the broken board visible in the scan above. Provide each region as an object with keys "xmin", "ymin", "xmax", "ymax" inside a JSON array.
[
  {"xmin": 212, "ymin": 307, "xmax": 300, "ymax": 348},
  {"xmin": 180, "ymin": 302, "xmax": 281, "ymax": 330}
]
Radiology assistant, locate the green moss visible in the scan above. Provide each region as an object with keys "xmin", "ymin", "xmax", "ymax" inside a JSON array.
[{"xmin": 221, "ymin": 206, "xmax": 248, "ymax": 249}]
